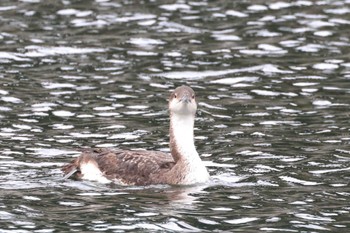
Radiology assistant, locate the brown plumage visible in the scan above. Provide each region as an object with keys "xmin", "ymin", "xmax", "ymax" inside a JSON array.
[
  {"xmin": 62, "ymin": 148, "xmax": 177, "ymax": 185},
  {"xmin": 62, "ymin": 85, "xmax": 210, "ymax": 186}
]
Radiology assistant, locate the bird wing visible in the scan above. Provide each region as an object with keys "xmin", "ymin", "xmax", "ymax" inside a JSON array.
[{"xmin": 62, "ymin": 148, "xmax": 175, "ymax": 185}]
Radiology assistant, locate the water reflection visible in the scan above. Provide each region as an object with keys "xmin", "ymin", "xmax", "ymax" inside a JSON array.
[{"xmin": 1, "ymin": 0, "xmax": 350, "ymax": 231}]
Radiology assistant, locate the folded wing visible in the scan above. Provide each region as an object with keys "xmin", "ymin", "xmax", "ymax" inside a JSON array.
[{"xmin": 62, "ymin": 148, "xmax": 175, "ymax": 185}]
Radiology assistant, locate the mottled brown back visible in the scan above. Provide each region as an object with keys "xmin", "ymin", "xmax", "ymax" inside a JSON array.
[{"xmin": 62, "ymin": 148, "xmax": 176, "ymax": 185}]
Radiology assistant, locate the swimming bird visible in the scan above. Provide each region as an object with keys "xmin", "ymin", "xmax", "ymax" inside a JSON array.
[{"xmin": 62, "ymin": 85, "xmax": 209, "ymax": 185}]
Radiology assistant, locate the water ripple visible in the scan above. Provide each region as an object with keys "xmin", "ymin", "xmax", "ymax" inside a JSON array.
[{"xmin": 0, "ymin": 0, "xmax": 350, "ymax": 232}]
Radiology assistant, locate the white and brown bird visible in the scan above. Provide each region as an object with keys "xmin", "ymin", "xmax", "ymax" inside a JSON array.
[{"xmin": 62, "ymin": 85, "xmax": 209, "ymax": 185}]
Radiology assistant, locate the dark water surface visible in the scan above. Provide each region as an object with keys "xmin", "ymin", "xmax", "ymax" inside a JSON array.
[{"xmin": 1, "ymin": 0, "xmax": 350, "ymax": 232}]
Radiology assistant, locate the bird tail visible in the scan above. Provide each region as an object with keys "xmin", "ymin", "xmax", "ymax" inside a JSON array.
[{"xmin": 62, "ymin": 159, "xmax": 81, "ymax": 180}]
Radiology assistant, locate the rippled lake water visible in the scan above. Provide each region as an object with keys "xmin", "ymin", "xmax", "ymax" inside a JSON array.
[{"xmin": 1, "ymin": 0, "xmax": 350, "ymax": 232}]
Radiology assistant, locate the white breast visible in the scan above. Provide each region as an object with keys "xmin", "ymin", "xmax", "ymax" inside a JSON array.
[
  {"xmin": 182, "ymin": 162, "xmax": 210, "ymax": 184},
  {"xmin": 171, "ymin": 114, "xmax": 210, "ymax": 184}
]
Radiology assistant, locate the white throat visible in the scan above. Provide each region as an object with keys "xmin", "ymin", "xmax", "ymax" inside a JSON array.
[
  {"xmin": 171, "ymin": 114, "xmax": 197, "ymax": 158},
  {"xmin": 170, "ymin": 113, "xmax": 209, "ymax": 184}
]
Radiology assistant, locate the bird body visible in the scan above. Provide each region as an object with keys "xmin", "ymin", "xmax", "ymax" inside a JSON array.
[{"xmin": 62, "ymin": 86, "xmax": 209, "ymax": 185}]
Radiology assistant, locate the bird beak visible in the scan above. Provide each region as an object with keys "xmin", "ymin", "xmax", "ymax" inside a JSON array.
[{"xmin": 180, "ymin": 94, "xmax": 191, "ymax": 103}]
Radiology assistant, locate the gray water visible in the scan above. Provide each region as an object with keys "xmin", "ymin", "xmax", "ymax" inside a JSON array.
[{"xmin": 0, "ymin": 0, "xmax": 350, "ymax": 232}]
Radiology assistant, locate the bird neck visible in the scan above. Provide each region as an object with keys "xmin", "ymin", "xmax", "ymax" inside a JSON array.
[
  {"xmin": 169, "ymin": 113, "xmax": 198, "ymax": 163},
  {"xmin": 168, "ymin": 112, "xmax": 209, "ymax": 185}
]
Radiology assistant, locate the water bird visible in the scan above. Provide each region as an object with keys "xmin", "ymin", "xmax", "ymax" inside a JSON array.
[{"xmin": 62, "ymin": 85, "xmax": 210, "ymax": 185}]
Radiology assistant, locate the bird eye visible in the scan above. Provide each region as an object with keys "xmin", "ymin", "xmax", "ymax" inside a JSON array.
[
  {"xmin": 192, "ymin": 94, "xmax": 195, "ymax": 99},
  {"xmin": 174, "ymin": 94, "xmax": 177, "ymax": 98}
]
